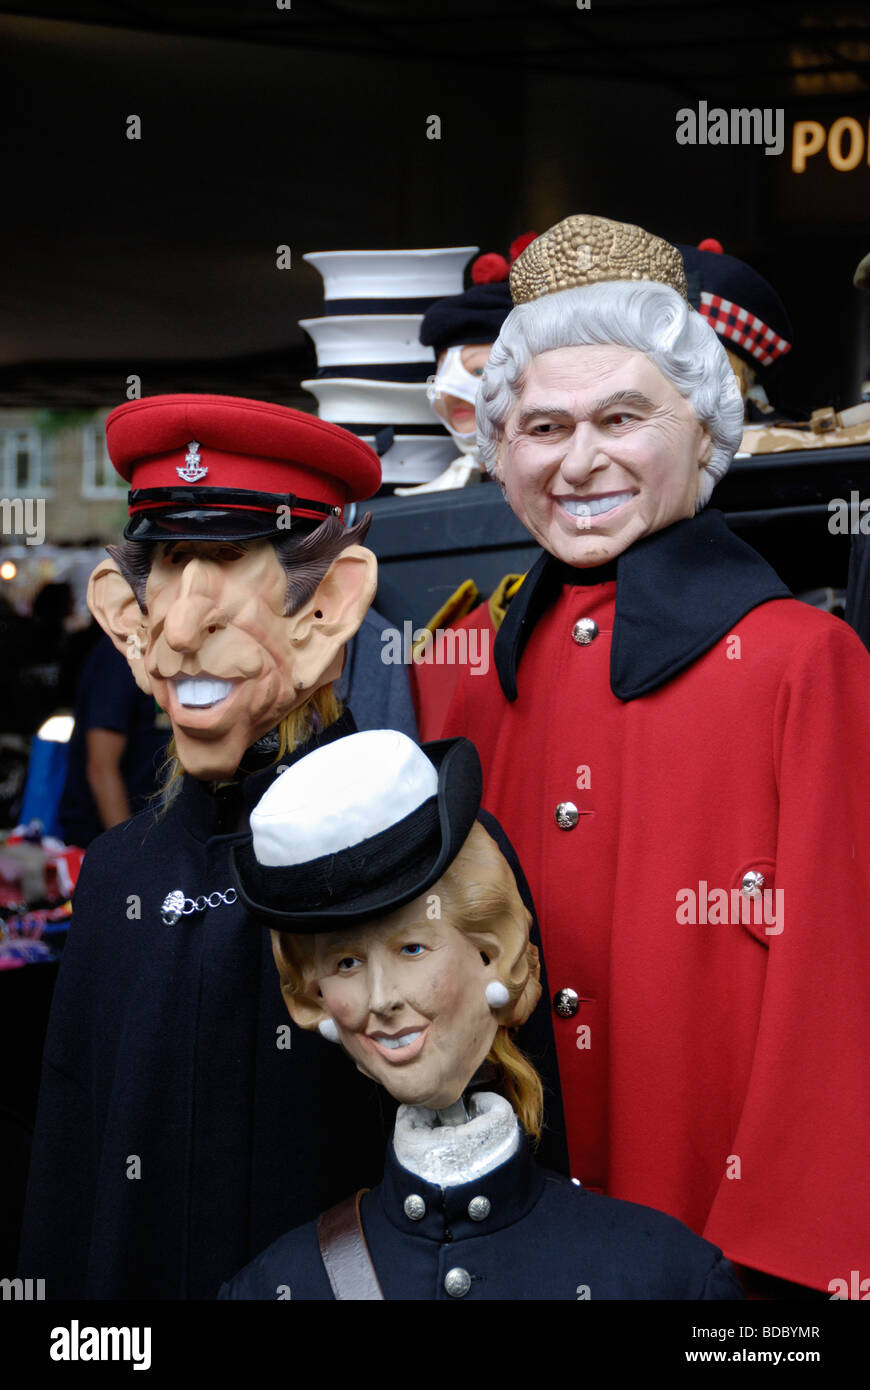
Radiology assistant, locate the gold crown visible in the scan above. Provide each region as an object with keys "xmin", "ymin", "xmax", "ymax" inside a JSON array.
[{"xmin": 509, "ymin": 214, "xmax": 688, "ymax": 305}]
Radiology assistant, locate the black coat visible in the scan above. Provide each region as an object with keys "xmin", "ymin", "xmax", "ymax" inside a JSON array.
[
  {"xmin": 17, "ymin": 712, "xmax": 393, "ymax": 1300},
  {"xmin": 220, "ymin": 1133, "xmax": 744, "ymax": 1301}
]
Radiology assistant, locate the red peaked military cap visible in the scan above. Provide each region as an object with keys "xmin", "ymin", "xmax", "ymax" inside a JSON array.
[{"xmin": 106, "ymin": 393, "xmax": 382, "ymax": 541}]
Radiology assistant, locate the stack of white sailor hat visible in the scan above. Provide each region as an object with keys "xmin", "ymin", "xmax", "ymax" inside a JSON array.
[{"xmin": 300, "ymin": 247, "xmax": 477, "ymax": 488}]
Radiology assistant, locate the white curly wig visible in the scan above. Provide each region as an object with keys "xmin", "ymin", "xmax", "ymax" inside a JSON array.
[{"xmin": 476, "ymin": 281, "xmax": 745, "ymax": 510}]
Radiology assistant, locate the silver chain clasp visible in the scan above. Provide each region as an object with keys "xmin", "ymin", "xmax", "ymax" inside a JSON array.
[{"xmin": 161, "ymin": 887, "xmax": 238, "ymax": 925}]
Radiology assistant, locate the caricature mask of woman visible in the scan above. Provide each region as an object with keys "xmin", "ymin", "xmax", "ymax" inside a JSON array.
[{"xmin": 271, "ymin": 821, "xmax": 543, "ymax": 1134}]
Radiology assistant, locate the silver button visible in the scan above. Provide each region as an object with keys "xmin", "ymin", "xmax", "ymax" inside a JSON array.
[
  {"xmin": 555, "ymin": 801, "xmax": 579, "ymax": 830},
  {"xmin": 741, "ymin": 871, "xmax": 765, "ymax": 896},
  {"xmin": 572, "ymin": 618, "xmax": 599, "ymax": 645},
  {"xmin": 467, "ymin": 1195, "xmax": 491, "ymax": 1222},
  {"xmin": 554, "ymin": 987, "xmax": 580, "ymax": 1018},
  {"xmin": 403, "ymin": 1193, "xmax": 426, "ymax": 1221},
  {"xmin": 444, "ymin": 1267, "xmax": 472, "ymax": 1298}
]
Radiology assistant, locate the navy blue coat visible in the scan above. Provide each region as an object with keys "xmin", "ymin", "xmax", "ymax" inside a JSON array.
[
  {"xmin": 220, "ymin": 1135, "xmax": 743, "ymax": 1301},
  {"xmin": 337, "ymin": 608, "xmax": 418, "ymax": 740}
]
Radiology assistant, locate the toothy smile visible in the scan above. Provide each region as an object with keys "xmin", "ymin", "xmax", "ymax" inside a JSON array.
[
  {"xmin": 374, "ymin": 1030, "xmax": 422, "ymax": 1050},
  {"xmin": 172, "ymin": 676, "xmax": 235, "ymax": 709},
  {"xmin": 558, "ymin": 491, "xmax": 635, "ymax": 518},
  {"xmin": 363, "ymin": 1026, "xmax": 428, "ymax": 1063}
]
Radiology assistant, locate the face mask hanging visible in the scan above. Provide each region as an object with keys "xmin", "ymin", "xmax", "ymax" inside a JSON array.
[{"xmin": 426, "ymin": 346, "xmax": 484, "ymax": 456}]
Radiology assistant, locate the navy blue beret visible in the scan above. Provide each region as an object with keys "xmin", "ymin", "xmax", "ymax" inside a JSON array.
[{"xmin": 419, "ymin": 281, "xmax": 514, "ymax": 356}]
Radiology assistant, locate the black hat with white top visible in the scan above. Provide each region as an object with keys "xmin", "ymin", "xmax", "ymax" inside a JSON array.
[{"xmin": 230, "ymin": 730, "xmax": 482, "ymax": 931}]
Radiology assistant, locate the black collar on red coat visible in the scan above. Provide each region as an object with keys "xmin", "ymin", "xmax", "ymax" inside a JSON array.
[{"xmin": 494, "ymin": 509, "xmax": 791, "ymax": 703}]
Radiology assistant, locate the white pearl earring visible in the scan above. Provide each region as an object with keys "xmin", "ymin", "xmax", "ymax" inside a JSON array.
[
  {"xmin": 318, "ymin": 1018, "xmax": 340, "ymax": 1043},
  {"xmin": 485, "ymin": 981, "xmax": 511, "ymax": 1010}
]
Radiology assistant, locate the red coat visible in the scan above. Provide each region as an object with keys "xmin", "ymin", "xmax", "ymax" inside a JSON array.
[{"xmin": 443, "ymin": 511, "xmax": 870, "ymax": 1291}]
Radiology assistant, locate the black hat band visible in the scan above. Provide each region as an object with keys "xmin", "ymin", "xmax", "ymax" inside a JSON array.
[{"xmin": 232, "ymin": 796, "xmax": 441, "ymax": 922}]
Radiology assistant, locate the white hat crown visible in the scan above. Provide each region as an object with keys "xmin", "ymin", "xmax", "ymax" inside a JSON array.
[{"xmin": 250, "ymin": 729, "xmax": 438, "ymax": 868}]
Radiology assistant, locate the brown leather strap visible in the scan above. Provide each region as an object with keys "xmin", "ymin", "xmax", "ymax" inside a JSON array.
[{"xmin": 317, "ymin": 1189, "xmax": 384, "ymax": 1301}]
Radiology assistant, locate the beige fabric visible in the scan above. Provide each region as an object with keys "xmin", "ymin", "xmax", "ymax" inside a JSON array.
[{"xmin": 738, "ymin": 403, "xmax": 870, "ymax": 455}]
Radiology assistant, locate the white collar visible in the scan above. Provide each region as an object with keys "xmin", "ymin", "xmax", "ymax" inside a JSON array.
[{"xmin": 392, "ymin": 1091, "xmax": 520, "ymax": 1188}]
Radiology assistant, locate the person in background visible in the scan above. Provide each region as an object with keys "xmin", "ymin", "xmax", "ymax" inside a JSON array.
[
  {"xmin": 58, "ymin": 632, "xmax": 170, "ymax": 848},
  {"xmin": 14, "ymin": 582, "xmax": 74, "ymax": 735}
]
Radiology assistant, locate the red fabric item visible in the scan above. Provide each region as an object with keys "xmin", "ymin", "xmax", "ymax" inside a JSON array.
[
  {"xmin": 508, "ymin": 231, "xmax": 539, "ymax": 264},
  {"xmin": 443, "ymin": 582, "xmax": 870, "ymax": 1291},
  {"xmin": 471, "ymin": 252, "xmax": 510, "ymax": 285},
  {"xmin": 410, "ymin": 602, "xmax": 496, "ymax": 742},
  {"xmin": 126, "ymin": 451, "xmax": 346, "ymax": 515},
  {"xmin": 106, "ymin": 393, "xmax": 382, "ymax": 511}
]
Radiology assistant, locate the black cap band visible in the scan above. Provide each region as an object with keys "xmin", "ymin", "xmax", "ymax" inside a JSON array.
[{"xmin": 124, "ymin": 487, "xmax": 341, "ymax": 541}]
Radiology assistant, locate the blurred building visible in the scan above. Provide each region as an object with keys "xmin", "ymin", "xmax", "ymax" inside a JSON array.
[{"xmin": 0, "ymin": 408, "xmax": 126, "ymax": 546}]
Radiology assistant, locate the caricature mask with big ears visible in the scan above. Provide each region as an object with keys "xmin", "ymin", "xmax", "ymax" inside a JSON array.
[
  {"xmin": 87, "ymin": 515, "xmax": 377, "ymax": 782},
  {"xmin": 87, "ymin": 392, "xmax": 382, "ymax": 782}
]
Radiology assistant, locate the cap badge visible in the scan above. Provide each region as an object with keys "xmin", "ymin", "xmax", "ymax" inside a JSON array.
[{"xmin": 176, "ymin": 441, "xmax": 208, "ymax": 483}]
